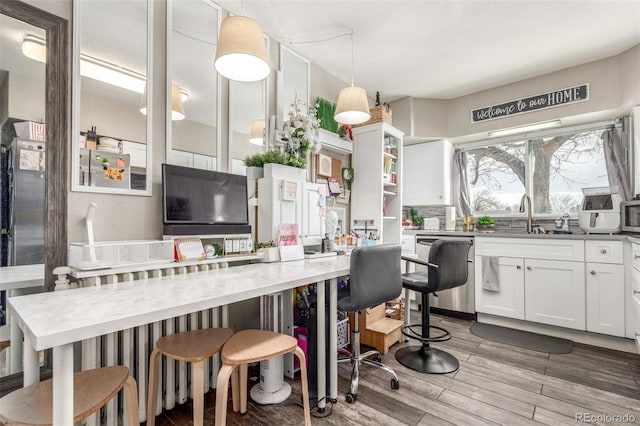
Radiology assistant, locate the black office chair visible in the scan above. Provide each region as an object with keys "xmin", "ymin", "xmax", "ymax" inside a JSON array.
[
  {"xmin": 337, "ymin": 243, "xmax": 402, "ymax": 403},
  {"xmin": 397, "ymin": 239, "xmax": 471, "ymax": 374}
]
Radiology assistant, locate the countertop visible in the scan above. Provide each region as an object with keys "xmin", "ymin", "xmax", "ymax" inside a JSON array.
[{"xmin": 402, "ymin": 229, "xmax": 632, "ymax": 241}]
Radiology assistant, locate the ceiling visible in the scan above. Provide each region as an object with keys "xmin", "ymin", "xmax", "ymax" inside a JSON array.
[{"xmin": 218, "ymin": 0, "xmax": 640, "ymax": 102}]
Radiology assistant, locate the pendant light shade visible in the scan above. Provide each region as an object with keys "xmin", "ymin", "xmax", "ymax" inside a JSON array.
[
  {"xmin": 334, "ymin": 31, "xmax": 370, "ymax": 125},
  {"xmin": 140, "ymin": 83, "xmax": 185, "ymax": 121},
  {"xmin": 335, "ymin": 86, "xmax": 370, "ymax": 125},
  {"xmin": 214, "ymin": 16, "xmax": 270, "ymax": 82},
  {"xmin": 249, "ymin": 119, "xmax": 266, "ymax": 145}
]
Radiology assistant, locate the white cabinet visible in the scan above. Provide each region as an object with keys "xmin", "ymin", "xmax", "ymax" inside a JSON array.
[
  {"xmin": 257, "ymin": 178, "xmax": 324, "ymax": 246},
  {"xmin": 402, "ymin": 140, "xmax": 452, "ymax": 205},
  {"xmin": 168, "ymin": 149, "xmax": 216, "ymax": 170},
  {"xmin": 301, "ymin": 182, "xmax": 325, "ymax": 246},
  {"xmin": 475, "ymin": 256, "xmax": 525, "ymax": 319},
  {"xmin": 585, "ymin": 240, "xmax": 625, "ymax": 337},
  {"xmin": 524, "ymin": 259, "xmax": 585, "ymax": 330},
  {"xmin": 626, "ymin": 241, "xmax": 640, "ymax": 345},
  {"xmin": 475, "ymin": 237, "xmax": 586, "ymax": 331},
  {"xmin": 122, "ymin": 141, "xmax": 146, "ymax": 168},
  {"xmin": 352, "ymin": 123, "xmax": 403, "ymax": 244}
]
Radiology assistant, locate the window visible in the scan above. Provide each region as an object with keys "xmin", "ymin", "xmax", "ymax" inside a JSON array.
[{"xmin": 467, "ymin": 128, "xmax": 608, "ymax": 216}]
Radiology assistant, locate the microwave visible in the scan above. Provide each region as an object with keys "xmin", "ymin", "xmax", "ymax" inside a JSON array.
[{"xmin": 622, "ymin": 200, "xmax": 640, "ymax": 232}]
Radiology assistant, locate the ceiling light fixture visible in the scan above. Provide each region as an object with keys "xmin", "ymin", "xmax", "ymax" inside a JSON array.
[
  {"xmin": 22, "ymin": 34, "xmax": 190, "ymax": 102},
  {"xmin": 334, "ymin": 31, "xmax": 370, "ymax": 125},
  {"xmin": 249, "ymin": 119, "xmax": 266, "ymax": 145},
  {"xmin": 140, "ymin": 83, "xmax": 185, "ymax": 121},
  {"xmin": 214, "ymin": 16, "xmax": 270, "ymax": 82},
  {"xmin": 487, "ymin": 120, "xmax": 562, "ymax": 138}
]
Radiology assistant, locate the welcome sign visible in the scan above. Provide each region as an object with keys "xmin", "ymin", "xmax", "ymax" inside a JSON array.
[{"xmin": 472, "ymin": 84, "xmax": 589, "ymax": 122}]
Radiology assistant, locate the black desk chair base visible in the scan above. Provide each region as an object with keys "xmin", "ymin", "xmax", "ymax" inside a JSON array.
[{"xmin": 395, "ymin": 345, "xmax": 459, "ymax": 374}]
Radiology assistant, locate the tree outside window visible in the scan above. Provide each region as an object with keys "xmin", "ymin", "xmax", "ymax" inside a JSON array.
[{"xmin": 467, "ymin": 129, "xmax": 608, "ymax": 216}]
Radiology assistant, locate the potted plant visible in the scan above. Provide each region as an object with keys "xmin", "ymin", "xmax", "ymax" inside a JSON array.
[
  {"xmin": 255, "ymin": 240, "xmax": 280, "ymax": 263},
  {"xmin": 477, "ymin": 215, "xmax": 496, "ymax": 231},
  {"xmin": 409, "ymin": 208, "xmax": 424, "ymax": 230}
]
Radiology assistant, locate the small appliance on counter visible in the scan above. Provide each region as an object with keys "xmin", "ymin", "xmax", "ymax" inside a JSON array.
[{"xmin": 578, "ymin": 186, "xmax": 622, "ymax": 234}]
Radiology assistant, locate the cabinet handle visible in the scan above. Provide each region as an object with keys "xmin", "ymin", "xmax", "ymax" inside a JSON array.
[
  {"xmin": 635, "ymin": 254, "xmax": 640, "ymax": 260},
  {"xmin": 516, "ymin": 265, "xmax": 522, "ymax": 270},
  {"xmin": 634, "ymin": 290, "xmax": 640, "ymax": 295},
  {"xmin": 526, "ymin": 266, "xmax": 532, "ymax": 271},
  {"xmin": 600, "ymin": 249, "xmax": 607, "ymax": 254},
  {"xmin": 590, "ymin": 270, "xmax": 597, "ymax": 275}
]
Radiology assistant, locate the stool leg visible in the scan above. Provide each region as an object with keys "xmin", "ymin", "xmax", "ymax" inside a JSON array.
[
  {"xmin": 215, "ymin": 364, "xmax": 234, "ymax": 426},
  {"xmin": 192, "ymin": 360, "xmax": 205, "ymax": 426},
  {"xmin": 294, "ymin": 347, "xmax": 311, "ymax": 426},
  {"xmin": 147, "ymin": 348, "xmax": 161, "ymax": 426},
  {"xmin": 231, "ymin": 365, "xmax": 239, "ymax": 412},
  {"xmin": 124, "ymin": 376, "xmax": 140, "ymax": 426},
  {"xmin": 239, "ymin": 363, "xmax": 248, "ymax": 414}
]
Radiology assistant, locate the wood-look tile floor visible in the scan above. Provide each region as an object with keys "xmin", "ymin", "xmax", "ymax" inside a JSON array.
[{"xmin": 147, "ymin": 313, "xmax": 640, "ymax": 425}]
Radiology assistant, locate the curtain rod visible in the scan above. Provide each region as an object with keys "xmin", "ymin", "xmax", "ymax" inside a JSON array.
[{"xmin": 455, "ymin": 119, "xmax": 621, "ymax": 152}]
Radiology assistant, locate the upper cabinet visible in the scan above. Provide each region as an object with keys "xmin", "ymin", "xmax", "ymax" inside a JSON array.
[
  {"xmin": 403, "ymin": 140, "xmax": 453, "ymax": 206},
  {"xmin": 71, "ymin": 0, "xmax": 152, "ymax": 195},
  {"xmin": 351, "ymin": 123, "xmax": 404, "ymax": 244},
  {"xmin": 166, "ymin": 0, "xmax": 221, "ymax": 171}
]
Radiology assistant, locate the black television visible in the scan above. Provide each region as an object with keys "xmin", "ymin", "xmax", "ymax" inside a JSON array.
[{"xmin": 162, "ymin": 163, "xmax": 251, "ymax": 235}]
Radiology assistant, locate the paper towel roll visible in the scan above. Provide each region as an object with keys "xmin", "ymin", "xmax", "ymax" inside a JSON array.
[{"xmin": 445, "ymin": 206, "xmax": 456, "ymax": 231}]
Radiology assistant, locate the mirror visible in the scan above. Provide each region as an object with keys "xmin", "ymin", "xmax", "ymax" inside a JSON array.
[
  {"xmin": 279, "ymin": 45, "xmax": 310, "ymax": 125},
  {"xmin": 72, "ymin": 0, "xmax": 152, "ymax": 195},
  {"xmin": 0, "ymin": 1, "xmax": 68, "ymax": 375},
  {"xmin": 229, "ymin": 75, "xmax": 268, "ymax": 175},
  {"xmin": 166, "ymin": 0, "xmax": 220, "ymax": 171}
]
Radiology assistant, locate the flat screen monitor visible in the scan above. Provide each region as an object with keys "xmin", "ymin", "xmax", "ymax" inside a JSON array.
[{"xmin": 162, "ymin": 163, "xmax": 248, "ymax": 225}]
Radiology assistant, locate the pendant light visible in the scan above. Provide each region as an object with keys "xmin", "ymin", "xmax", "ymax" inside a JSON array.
[
  {"xmin": 334, "ymin": 31, "xmax": 370, "ymax": 125},
  {"xmin": 249, "ymin": 119, "xmax": 266, "ymax": 145},
  {"xmin": 214, "ymin": 15, "xmax": 270, "ymax": 82},
  {"xmin": 140, "ymin": 83, "xmax": 185, "ymax": 121}
]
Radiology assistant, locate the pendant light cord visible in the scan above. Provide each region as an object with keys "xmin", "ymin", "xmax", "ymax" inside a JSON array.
[{"xmin": 350, "ymin": 30, "xmax": 354, "ymax": 87}]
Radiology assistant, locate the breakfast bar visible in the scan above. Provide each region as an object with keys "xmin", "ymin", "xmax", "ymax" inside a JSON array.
[{"xmin": 8, "ymin": 256, "xmax": 350, "ymax": 425}]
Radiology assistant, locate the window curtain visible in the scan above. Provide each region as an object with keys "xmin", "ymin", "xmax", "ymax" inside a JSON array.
[
  {"xmin": 602, "ymin": 126, "xmax": 631, "ymax": 201},
  {"xmin": 451, "ymin": 150, "xmax": 471, "ymax": 216}
]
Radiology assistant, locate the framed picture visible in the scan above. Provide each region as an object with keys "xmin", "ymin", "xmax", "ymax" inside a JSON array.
[
  {"xmin": 337, "ymin": 188, "xmax": 350, "ymax": 204},
  {"xmin": 282, "ymin": 180, "xmax": 298, "ymax": 201},
  {"xmin": 318, "ymin": 153, "xmax": 332, "ymax": 176}
]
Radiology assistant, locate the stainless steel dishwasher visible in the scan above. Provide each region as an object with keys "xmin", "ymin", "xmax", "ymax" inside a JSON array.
[{"xmin": 416, "ymin": 235, "xmax": 476, "ymax": 319}]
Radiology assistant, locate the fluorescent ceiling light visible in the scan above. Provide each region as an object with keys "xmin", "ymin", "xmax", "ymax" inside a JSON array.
[
  {"xmin": 22, "ymin": 34, "xmax": 190, "ymax": 102},
  {"xmin": 487, "ymin": 120, "xmax": 562, "ymax": 138}
]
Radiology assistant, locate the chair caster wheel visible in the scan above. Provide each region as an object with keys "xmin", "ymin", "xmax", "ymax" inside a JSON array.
[
  {"xmin": 375, "ymin": 354, "xmax": 382, "ymax": 363},
  {"xmin": 391, "ymin": 378, "xmax": 400, "ymax": 390},
  {"xmin": 345, "ymin": 392, "xmax": 357, "ymax": 404}
]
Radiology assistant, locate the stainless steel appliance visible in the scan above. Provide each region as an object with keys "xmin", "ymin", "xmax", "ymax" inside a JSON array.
[
  {"xmin": 78, "ymin": 147, "xmax": 130, "ymax": 189},
  {"xmin": 4, "ymin": 138, "xmax": 46, "ymax": 266},
  {"xmin": 415, "ymin": 235, "xmax": 475, "ymax": 317},
  {"xmin": 622, "ymin": 199, "xmax": 640, "ymax": 233}
]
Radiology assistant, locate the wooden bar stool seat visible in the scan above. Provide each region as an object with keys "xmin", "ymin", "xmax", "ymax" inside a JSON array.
[
  {"xmin": 0, "ymin": 365, "xmax": 139, "ymax": 425},
  {"xmin": 214, "ymin": 329, "xmax": 310, "ymax": 426},
  {"xmin": 147, "ymin": 327, "xmax": 233, "ymax": 426}
]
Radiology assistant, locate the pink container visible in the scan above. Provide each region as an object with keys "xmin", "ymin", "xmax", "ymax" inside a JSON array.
[{"xmin": 294, "ymin": 327, "xmax": 309, "ymax": 369}]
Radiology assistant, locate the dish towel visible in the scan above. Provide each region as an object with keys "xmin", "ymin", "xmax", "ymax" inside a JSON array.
[{"xmin": 482, "ymin": 256, "xmax": 500, "ymax": 292}]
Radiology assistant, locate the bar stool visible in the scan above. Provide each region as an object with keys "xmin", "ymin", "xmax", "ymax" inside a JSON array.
[
  {"xmin": 214, "ymin": 329, "xmax": 311, "ymax": 426},
  {"xmin": 147, "ymin": 327, "xmax": 233, "ymax": 426},
  {"xmin": 0, "ymin": 365, "xmax": 139, "ymax": 425}
]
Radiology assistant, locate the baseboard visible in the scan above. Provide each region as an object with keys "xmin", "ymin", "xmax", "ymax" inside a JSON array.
[{"xmin": 477, "ymin": 313, "xmax": 637, "ymax": 354}]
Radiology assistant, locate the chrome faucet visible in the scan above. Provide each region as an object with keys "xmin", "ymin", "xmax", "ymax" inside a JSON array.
[{"xmin": 519, "ymin": 194, "xmax": 533, "ymax": 233}]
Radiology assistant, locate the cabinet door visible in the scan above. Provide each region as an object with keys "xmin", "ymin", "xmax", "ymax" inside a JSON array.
[
  {"xmin": 301, "ymin": 182, "xmax": 324, "ymax": 246},
  {"xmin": 168, "ymin": 149, "xmax": 193, "ymax": 167},
  {"xmin": 193, "ymin": 153, "xmax": 216, "ymax": 170},
  {"xmin": 475, "ymin": 256, "xmax": 525, "ymax": 319},
  {"xmin": 122, "ymin": 141, "xmax": 146, "ymax": 168},
  {"xmin": 525, "ymin": 259, "xmax": 585, "ymax": 330},
  {"xmin": 586, "ymin": 263, "xmax": 625, "ymax": 337},
  {"xmin": 403, "ymin": 140, "xmax": 451, "ymax": 205},
  {"xmin": 257, "ymin": 178, "xmax": 303, "ymax": 244}
]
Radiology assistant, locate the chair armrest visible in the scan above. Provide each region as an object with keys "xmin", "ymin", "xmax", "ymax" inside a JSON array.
[{"xmin": 401, "ymin": 255, "xmax": 438, "ymax": 269}]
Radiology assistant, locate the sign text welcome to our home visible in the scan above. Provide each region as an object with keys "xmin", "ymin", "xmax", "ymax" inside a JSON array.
[{"xmin": 471, "ymin": 84, "xmax": 589, "ymax": 123}]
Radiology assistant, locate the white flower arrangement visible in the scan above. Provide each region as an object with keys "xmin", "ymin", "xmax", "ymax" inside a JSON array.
[{"xmin": 276, "ymin": 96, "xmax": 322, "ymax": 168}]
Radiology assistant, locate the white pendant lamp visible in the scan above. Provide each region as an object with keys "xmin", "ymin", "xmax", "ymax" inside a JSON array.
[
  {"xmin": 249, "ymin": 119, "xmax": 266, "ymax": 145},
  {"xmin": 140, "ymin": 83, "xmax": 185, "ymax": 121},
  {"xmin": 214, "ymin": 16, "xmax": 270, "ymax": 82},
  {"xmin": 335, "ymin": 32, "xmax": 370, "ymax": 125}
]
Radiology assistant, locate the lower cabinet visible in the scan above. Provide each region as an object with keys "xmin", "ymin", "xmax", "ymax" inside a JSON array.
[
  {"xmin": 524, "ymin": 259, "xmax": 585, "ymax": 330},
  {"xmin": 475, "ymin": 257, "xmax": 525, "ymax": 320},
  {"xmin": 586, "ymin": 262, "xmax": 625, "ymax": 337}
]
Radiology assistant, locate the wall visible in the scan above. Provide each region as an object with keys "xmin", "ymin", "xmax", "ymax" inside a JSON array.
[
  {"xmin": 8, "ymin": 73, "xmax": 45, "ymax": 123},
  {"xmin": 392, "ymin": 45, "xmax": 640, "ymax": 144}
]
